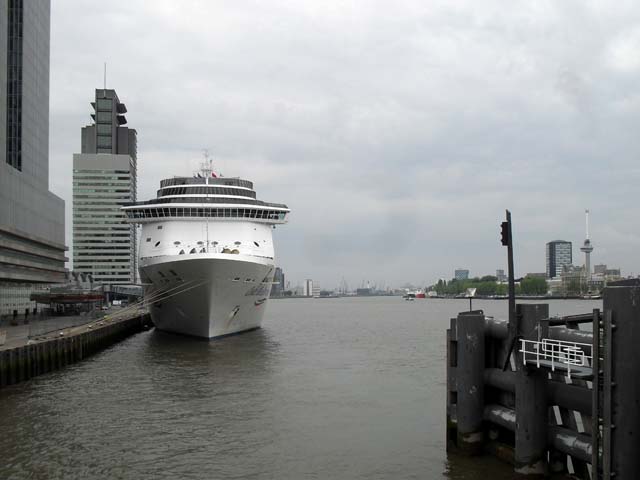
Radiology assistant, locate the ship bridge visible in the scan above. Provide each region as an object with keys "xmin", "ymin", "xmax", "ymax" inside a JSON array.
[{"xmin": 122, "ymin": 176, "xmax": 289, "ymax": 224}]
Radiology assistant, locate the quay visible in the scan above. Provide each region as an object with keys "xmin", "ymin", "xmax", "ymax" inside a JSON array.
[
  {"xmin": 446, "ymin": 282, "xmax": 640, "ymax": 478},
  {"xmin": 0, "ymin": 308, "xmax": 152, "ymax": 389}
]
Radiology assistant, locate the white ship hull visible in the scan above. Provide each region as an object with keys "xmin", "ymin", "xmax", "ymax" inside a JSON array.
[{"xmin": 140, "ymin": 254, "xmax": 275, "ymax": 338}]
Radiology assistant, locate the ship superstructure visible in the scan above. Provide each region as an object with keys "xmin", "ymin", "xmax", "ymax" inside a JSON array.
[{"xmin": 122, "ymin": 164, "xmax": 289, "ymax": 338}]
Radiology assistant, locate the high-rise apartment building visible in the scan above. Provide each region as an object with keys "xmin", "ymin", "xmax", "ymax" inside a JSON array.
[
  {"xmin": 72, "ymin": 89, "xmax": 137, "ymax": 284},
  {"xmin": 0, "ymin": 1, "xmax": 67, "ymax": 317},
  {"xmin": 546, "ymin": 240, "xmax": 572, "ymax": 279}
]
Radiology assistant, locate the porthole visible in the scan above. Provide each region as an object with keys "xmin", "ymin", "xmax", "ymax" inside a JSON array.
[
  {"xmin": 234, "ymin": 241, "xmax": 241, "ymax": 245},
  {"xmin": 174, "ymin": 241, "xmax": 181, "ymax": 246}
]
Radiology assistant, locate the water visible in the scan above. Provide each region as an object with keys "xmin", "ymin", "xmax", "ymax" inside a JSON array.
[{"xmin": 0, "ymin": 297, "xmax": 601, "ymax": 479}]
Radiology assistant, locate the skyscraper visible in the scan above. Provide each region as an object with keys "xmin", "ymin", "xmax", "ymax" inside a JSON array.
[
  {"xmin": 0, "ymin": 0, "xmax": 67, "ymax": 317},
  {"xmin": 72, "ymin": 89, "xmax": 137, "ymax": 284},
  {"xmin": 271, "ymin": 267, "xmax": 285, "ymax": 297},
  {"xmin": 455, "ymin": 269, "xmax": 469, "ymax": 281},
  {"xmin": 546, "ymin": 240, "xmax": 572, "ymax": 279}
]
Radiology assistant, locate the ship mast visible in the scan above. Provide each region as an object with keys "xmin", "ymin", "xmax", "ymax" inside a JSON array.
[{"xmin": 201, "ymin": 150, "xmax": 212, "ymax": 251}]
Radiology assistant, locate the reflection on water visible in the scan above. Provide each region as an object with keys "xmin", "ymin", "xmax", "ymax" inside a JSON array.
[{"xmin": 0, "ymin": 298, "xmax": 600, "ymax": 479}]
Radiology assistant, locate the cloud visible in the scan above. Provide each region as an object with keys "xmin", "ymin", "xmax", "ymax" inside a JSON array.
[{"xmin": 48, "ymin": 0, "xmax": 640, "ymax": 288}]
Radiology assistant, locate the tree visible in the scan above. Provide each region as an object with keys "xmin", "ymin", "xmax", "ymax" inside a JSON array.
[{"xmin": 520, "ymin": 276, "xmax": 548, "ymax": 295}]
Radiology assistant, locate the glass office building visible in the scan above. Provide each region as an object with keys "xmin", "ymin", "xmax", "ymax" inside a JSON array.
[
  {"xmin": 0, "ymin": 0, "xmax": 67, "ymax": 318},
  {"xmin": 72, "ymin": 89, "xmax": 137, "ymax": 284}
]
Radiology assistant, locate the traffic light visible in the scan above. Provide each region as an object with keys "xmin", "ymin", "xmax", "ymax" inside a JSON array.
[{"xmin": 501, "ymin": 221, "xmax": 510, "ymax": 246}]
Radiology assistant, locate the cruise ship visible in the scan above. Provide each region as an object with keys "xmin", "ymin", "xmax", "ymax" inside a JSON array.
[{"xmin": 122, "ymin": 165, "xmax": 289, "ymax": 338}]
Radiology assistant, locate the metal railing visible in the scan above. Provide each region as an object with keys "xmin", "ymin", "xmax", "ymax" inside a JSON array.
[{"xmin": 519, "ymin": 338, "xmax": 592, "ymax": 379}]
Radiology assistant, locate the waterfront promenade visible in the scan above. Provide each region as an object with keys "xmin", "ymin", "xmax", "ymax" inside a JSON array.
[{"xmin": 0, "ymin": 307, "xmax": 151, "ymax": 389}]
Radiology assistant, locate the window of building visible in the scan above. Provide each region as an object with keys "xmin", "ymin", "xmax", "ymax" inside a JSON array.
[
  {"xmin": 97, "ymin": 99, "xmax": 112, "ymax": 111},
  {"xmin": 96, "ymin": 111, "xmax": 112, "ymax": 123},
  {"xmin": 97, "ymin": 135, "xmax": 112, "ymax": 148},
  {"xmin": 97, "ymin": 124, "xmax": 111, "ymax": 135}
]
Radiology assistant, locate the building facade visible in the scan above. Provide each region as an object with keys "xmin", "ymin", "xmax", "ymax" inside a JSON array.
[
  {"xmin": 72, "ymin": 89, "xmax": 137, "ymax": 284},
  {"xmin": 454, "ymin": 269, "xmax": 469, "ymax": 281},
  {"xmin": 303, "ymin": 279, "xmax": 313, "ymax": 297},
  {"xmin": 546, "ymin": 240, "xmax": 572, "ymax": 279},
  {"xmin": 271, "ymin": 267, "xmax": 285, "ymax": 297},
  {"xmin": 0, "ymin": 0, "xmax": 67, "ymax": 317}
]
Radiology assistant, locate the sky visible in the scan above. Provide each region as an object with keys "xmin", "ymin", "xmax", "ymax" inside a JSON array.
[{"xmin": 48, "ymin": 0, "xmax": 640, "ymax": 290}]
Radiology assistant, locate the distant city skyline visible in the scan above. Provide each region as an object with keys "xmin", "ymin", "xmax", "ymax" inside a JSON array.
[{"xmin": 47, "ymin": 1, "xmax": 640, "ymax": 287}]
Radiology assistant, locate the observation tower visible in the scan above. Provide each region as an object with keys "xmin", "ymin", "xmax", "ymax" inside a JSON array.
[{"xmin": 580, "ymin": 209, "xmax": 594, "ymax": 283}]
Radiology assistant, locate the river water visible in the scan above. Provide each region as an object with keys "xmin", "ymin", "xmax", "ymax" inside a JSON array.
[{"xmin": 0, "ymin": 297, "xmax": 600, "ymax": 479}]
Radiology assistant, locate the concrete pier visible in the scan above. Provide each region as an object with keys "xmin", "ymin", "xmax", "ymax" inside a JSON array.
[{"xmin": 0, "ymin": 310, "xmax": 151, "ymax": 389}]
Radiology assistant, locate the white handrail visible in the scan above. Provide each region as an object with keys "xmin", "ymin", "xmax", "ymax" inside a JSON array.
[{"xmin": 519, "ymin": 338, "xmax": 592, "ymax": 379}]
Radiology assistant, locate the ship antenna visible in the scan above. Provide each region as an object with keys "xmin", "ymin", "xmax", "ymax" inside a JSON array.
[{"xmin": 201, "ymin": 149, "xmax": 215, "ymax": 184}]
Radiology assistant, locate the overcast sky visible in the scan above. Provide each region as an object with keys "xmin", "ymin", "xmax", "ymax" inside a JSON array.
[{"xmin": 48, "ymin": 0, "xmax": 640, "ymax": 289}]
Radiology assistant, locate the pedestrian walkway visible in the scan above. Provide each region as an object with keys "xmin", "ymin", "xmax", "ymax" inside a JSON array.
[{"xmin": 0, "ymin": 310, "xmax": 114, "ymax": 351}]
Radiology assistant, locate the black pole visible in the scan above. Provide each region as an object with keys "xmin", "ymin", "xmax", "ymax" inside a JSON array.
[
  {"xmin": 501, "ymin": 210, "xmax": 518, "ymax": 371},
  {"xmin": 505, "ymin": 210, "xmax": 515, "ymax": 330}
]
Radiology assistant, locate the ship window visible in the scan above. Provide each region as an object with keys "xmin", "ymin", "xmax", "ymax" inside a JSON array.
[
  {"xmin": 146, "ymin": 238, "xmax": 151, "ymax": 242},
  {"xmin": 254, "ymin": 242, "xmax": 260, "ymax": 247},
  {"xmin": 233, "ymin": 277, "xmax": 240, "ymax": 281},
  {"xmin": 190, "ymin": 248, "xmax": 197, "ymax": 254},
  {"xmin": 245, "ymin": 278, "xmax": 252, "ymax": 282},
  {"xmin": 197, "ymin": 241, "xmax": 204, "ymax": 245},
  {"xmin": 157, "ymin": 225, "xmax": 163, "ymax": 229},
  {"xmin": 235, "ymin": 241, "xmax": 241, "ymax": 245},
  {"xmin": 174, "ymin": 241, "xmax": 181, "ymax": 246},
  {"xmin": 169, "ymin": 270, "xmax": 178, "ymax": 276},
  {"xmin": 200, "ymin": 248, "xmax": 206, "ymax": 253},
  {"xmin": 155, "ymin": 241, "xmax": 161, "ymax": 247},
  {"xmin": 179, "ymin": 250, "xmax": 185, "ymax": 255},
  {"xmin": 158, "ymin": 271, "xmax": 166, "ymax": 278}
]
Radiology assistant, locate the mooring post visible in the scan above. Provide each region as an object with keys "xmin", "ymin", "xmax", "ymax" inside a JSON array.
[
  {"xmin": 603, "ymin": 284, "xmax": 640, "ymax": 479},
  {"xmin": 456, "ymin": 311, "xmax": 485, "ymax": 454},
  {"xmin": 514, "ymin": 303, "xmax": 549, "ymax": 476}
]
